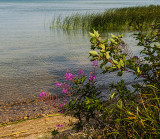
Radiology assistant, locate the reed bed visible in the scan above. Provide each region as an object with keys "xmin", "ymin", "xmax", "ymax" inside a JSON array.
[{"xmin": 50, "ymin": 5, "xmax": 160, "ymax": 32}]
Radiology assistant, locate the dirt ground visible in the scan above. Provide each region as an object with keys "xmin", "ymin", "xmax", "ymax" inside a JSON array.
[{"xmin": 0, "ymin": 113, "xmax": 77, "ymax": 139}]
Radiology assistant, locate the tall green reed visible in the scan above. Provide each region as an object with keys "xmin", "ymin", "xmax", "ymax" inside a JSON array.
[{"xmin": 50, "ymin": 5, "xmax": 160, "ymax": 32}]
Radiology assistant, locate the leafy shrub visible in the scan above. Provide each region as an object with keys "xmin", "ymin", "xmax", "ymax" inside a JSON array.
[{"xmin": 55, "ymin": 16, "xmax": 160, "ymax": 138}]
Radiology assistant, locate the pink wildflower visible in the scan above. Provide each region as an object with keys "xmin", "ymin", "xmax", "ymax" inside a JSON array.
[
  {"xmin": 65, "ymin": 73, "xmax": 73, "ymax": 81},
  {"xmin": 65, "ymin": 72, "xmax": 77, "ymax": 81},
  {"xmin": 63, "ymin": 83, "xmax": 69, "ymax": 88},
  {"xmin": 63, "ymin": 102, "xmax": 66, "ymax": 105},
  {"xmin": 57, "ymin": 124, "xmax": 63, "ymax": 129},
  {"xmin": 56, "ymin": 82, "xmax": 62, "ymax": 88},
  {"xmin": 59, "ymin": 104, "xmax": 63, "ymax": 108},
  {"xmin": 40, "ymin": 92, "xmax": 47, "ymax": 99},
  {"xmin": 59, "ymin": 102, "xmax": 66, "ymax": 108},
  {"xmin": 62, "ymin": 89, "xmax": 68, "ymax": 94},
  {"xmin": 89, "ymin": 73, "xmax": 96, "ymax": 81},
  {"xmin": 64, "ymin": 98, "xmax": 67, "ymax": 101},
  {"xmin": 78, "ymin": 69, "xmax": 85, "ymax": 76},
  {"xmin": 91, "ymin": 60, "xmax": 98, "ymax": 67}
]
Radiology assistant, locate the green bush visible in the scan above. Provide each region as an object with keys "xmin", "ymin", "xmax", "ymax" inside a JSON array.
[{"xmin": 56, "ymin": 16, "xmax": 160, "ymax": 138}]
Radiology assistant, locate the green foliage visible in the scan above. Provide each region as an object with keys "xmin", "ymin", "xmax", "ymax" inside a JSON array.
[
  {"xmin": 56, "ymin": 15, "xmax": 160, "ymax": 138},
  {"xmin": 51, "ymin": 129, "xmax": 59, "ymax": 135},
  {"xmin": 86, "ymin": 16, "xmax": 160, "ymax": 138},
  {"xmin": 65, "ymin": 82, "xmax": 104, "ymax": 130}
]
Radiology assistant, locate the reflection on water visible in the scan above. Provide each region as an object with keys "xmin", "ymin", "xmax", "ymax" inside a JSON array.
[
  {"xmin": 0, "ymin": 28, "xmax": 142, "ymax": 105},
  {"xmin": 0, "ymin": 29, "xmax": 91, "ymax": 104}
]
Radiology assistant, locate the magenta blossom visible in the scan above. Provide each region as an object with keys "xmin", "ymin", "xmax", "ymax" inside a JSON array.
[
  {"xmin": 64, "ymin": 98, "xmax": 67, "ymax": 101},
  {"xmin": 59, "ymin": 104, "xmax": 63, "ymax": 108},
  {"xmin": 63, "ymin": 83, "xmax": 69, "ymax": 88},
  {"xmin": 63, "ymin": 102, "xmax": 66, "ymax": 105},
  {"xmin": 62, "ymin": 89, "xmax": 68, "ymax": 94},
  {"xmin": 40, "ymin": 92, "xmax": 47, "ymax": 99},
  {"xmin": 89, "ymin": 73, "xmax": 96, "ymax": 81},
  {"xmin": 56, "ymin": 82, "xmax": 62, "ymax": 88},
  {"xmin": 65, "ymin": 72, "xmax": 77, "ymax": 81},
  {"xmin": 57, "ymin": 124, "xmax": 63, "ymax": 129},
  {"xmin": 59, "ymin": 102, "xmax": 66, "ymax": 108},
  {"xmin": 78, "ymin": 69, "xmax": 85, "ymax": 76},
  {"xmin": 91, "ymin": 60, "xmax": 98, "ymax": 67},
  {"xmin": 65, "ymin": 73, "xmax": 73, "ymax": 81}
]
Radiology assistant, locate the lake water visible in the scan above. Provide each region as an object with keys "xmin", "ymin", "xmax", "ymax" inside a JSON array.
[{"xmin": 0, "ymin": 0, "xmax": 159, "ymax": 104}]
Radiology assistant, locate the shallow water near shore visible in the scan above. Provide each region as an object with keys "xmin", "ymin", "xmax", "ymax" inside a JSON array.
[{"xmin": 0, "ymin": 0, "xmax": 159, "ymax": 123}]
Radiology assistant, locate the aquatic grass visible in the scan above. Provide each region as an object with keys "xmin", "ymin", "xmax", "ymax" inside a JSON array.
[{"xmin": 51, "ymin": 5, "xmax": 160, "ymax": 32}]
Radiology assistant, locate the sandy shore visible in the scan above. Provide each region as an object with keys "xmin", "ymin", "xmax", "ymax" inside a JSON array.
[
  {"xmin": 0, "ymin": 113, "xmax": 77, "ymax": 139},
  {"xmin": 0, "ymin": 97, "xmax": 61, "ymax": 124}
]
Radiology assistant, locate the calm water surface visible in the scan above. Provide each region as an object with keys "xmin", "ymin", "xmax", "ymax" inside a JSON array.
[{"xmin": 0, "ymin": 0, "xmax": 159, "ymax": 103}]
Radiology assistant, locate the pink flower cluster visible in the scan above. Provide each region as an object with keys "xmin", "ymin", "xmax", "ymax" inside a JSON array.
[
  {"xmin": 62, "ymin": 89, "xmax": 68, "ymax": 94},
  {"xmin": 40, "ymin": 92, "xmax": 47, "ymax": 100},
  {"xmin": 56, "ymin": 82, "xmax": 69, "ymax": 94},
  {"xmin": 78, "ymin": 69, "xmax": 85, "ymax": 77},
  {"xmin": 59, "ymin": 102, "xmax": 66, "ymax": 108},
  {"xmin": 56, "ymin": 82, "xmax": 62, "ymax": 88},
  {"xmin": 65, "ymin": 69, "xmax": 85, "ymax": 81},
  {"xmin": 65, "ymin": 72, "xmax": 77, "ymax": 81},
  {"xmin": 57, "ymin": 124, "xmax": 63, "ymax": 129},
  {"xmin": 58, "ymin": 98, "xmax": 67, "ymax": 112},
  {"xmin": 92, "ymin": 60, "xmax": 98, "ymax": 67},
  {"xmin": 55, "ymin": 68, "xmax": 97, "ymax": 112},
  {"xmin": 56, "ymin": 69, "xmax": 85, "ymax": 95},
  {"xmin": 89, "ymin": 72, "xmax": 96, "ymax": 81}
]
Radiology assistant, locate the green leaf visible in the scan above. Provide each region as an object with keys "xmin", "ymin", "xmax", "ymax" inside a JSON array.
[
  {"xmin": 106, "ymin": 52, "xmax": 110, "ymax": 59},
  {"xmin": 81, "ymin": 76, "xmax": 85, "ymax": 83},
  {"xmin": 89, "ymin": 51, "xmax": 98, "ymax": 57},
  {"xmin": 100, "ymin": 61, "xmax": 107, "ymax": 69},
  {"xmin": 120, "ymin": 59, "xmax": 124, "ymax": 67},
  {"xmin": 104, "ymin": 66, "xmax": 112, "ymax": 71},
  {"xmin": 117, "ymin": 62, "xmax": 121, "ymax": 69},
  {"xmin": 90, "ymin": 57, "xmax": 98, "ymax": 61},
  {"xmin": 100, "ymin": 50, "xmax": 106, "ymax": 53},
  {"xmin": 110, "ymin": 39, "xmax": 118, "ymax": 45},
  {"xmin": 91, "ymin": 44, "xmax": 96, "ymax": 49},
  {"xmin": 118, "ymin": 34, "xmax": 123, "ymax": 38},
  {"xmin": 111, "ymin": 33, "xmax": 118, "ymax": 39},
  {"xmin": 136, "ymin": 67, "xmax": 141, "ymax": 73},
  {"xmin": 52, "ymin": 129, "xmax": 59, "ymax": 135},
  {"xmin": 122, "ymin": 55, "xmax": 126, "ymax": 62},
  {"xmin": 113, "ymin": 60, "xmax": 119, "ymax": 65},
  {"xmin": 140, "ymin": 50, "xmax": 148, "ymax": 54},
  {"xmin": 115, "ymin": 118, "xmax": 121, "ymax": 123},
  {"xmin": 110, "ymin": 92, "xmax": 117, "ymax": 100},
  {"xmin": 93, "ymin": 30, "xmax": 99, "ymax": 37},
  {"xmin": 99, "ymin": 44, "xmax": 105, "ymax": 49},
  {"xmin": 111, "ymin": 66, "xmax": 117, "ymax": 69},
  {"xmin": 117, "ymin": 71, "xmax": 124, "ymax": 76},
  {"xmin": 85, "ymin": 99, "xmax": 90, "ymax": 105},
  {"xmin": 117, "ymin": 99, "xmax": 123, "ymax": 109},
  {"xmin": 89, "ymin": 32, "xmax": 95, "ymax": 37}
]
